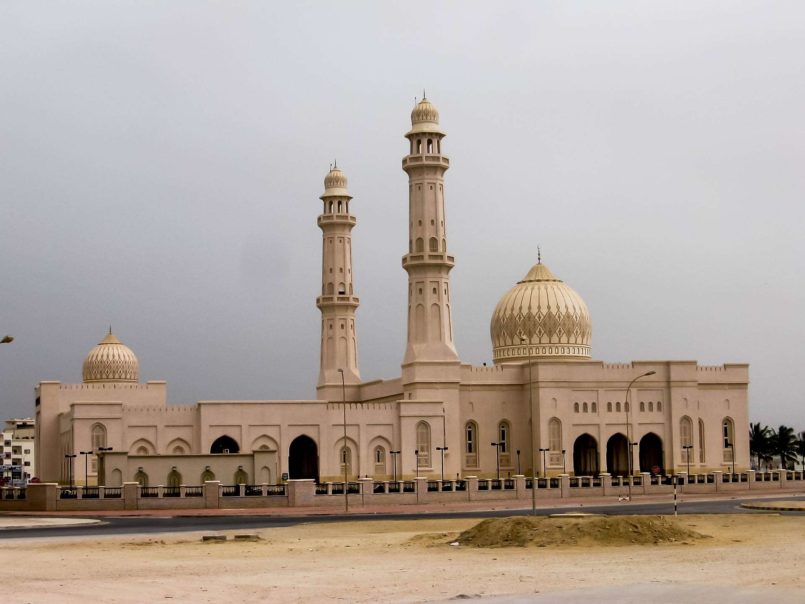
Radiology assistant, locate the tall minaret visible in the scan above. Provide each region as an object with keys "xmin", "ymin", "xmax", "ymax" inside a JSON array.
[
  {"xmin": 402, "ymin": 96, "xmax": 458, "ymax": 365},
  {"xmin": 316, "ymin": 164, "xmax": 360, "ymax": 388}
]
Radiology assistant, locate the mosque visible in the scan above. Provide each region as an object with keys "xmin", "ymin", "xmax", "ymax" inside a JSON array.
[{"xmin": 34, "ymin": 97, "xmax": 750, "ymax": 487}]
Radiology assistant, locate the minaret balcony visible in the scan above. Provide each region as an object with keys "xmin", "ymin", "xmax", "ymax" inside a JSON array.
[
  {"xmin": 316, "ymin": 294, "xmax": 360, "ymax": 308},
  {"xmin": 317, "ymin": 214, "xmax": 357, "ymax": 227},
  {"xmin": 402, "ymin": 155, "xmax": 450, "ymax": 170},
  {"xmin": 402, "ymin": 252, "xmax": 455, "ymax": 269}
]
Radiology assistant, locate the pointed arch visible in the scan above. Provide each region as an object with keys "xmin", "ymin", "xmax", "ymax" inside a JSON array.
[
  {"xmin": 210, "ymin": 435, "xmax": 240, "ymax": 454},
  {"xmin": 166, "ymin": 437, "xmax": 191, "ymax": 455},
  {"xmin": 91, "ymin": 423, "xmax": 107, "ymax": 450},
  {"xmin": 129, "ymin": 438, "xmax": 155, "ymax": 456},
  {"xmin": 250, "ymin": 435, "xmax": 279, "ymax": 452},
  {"xmin": 416, "ymin": 421, "xmax": 431, "ymax": 467}
]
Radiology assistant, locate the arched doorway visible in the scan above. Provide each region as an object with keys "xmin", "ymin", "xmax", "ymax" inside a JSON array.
[
  {"xmin": 573, "ymin": 433, "xmax": 599, "ymax": 476},
  {"xmin": 606, "ymin": 433, "xmax": 629, "ymax": 477},
  {"xmin": 639, "ymin": 432, "xmax": 664, "ymax": 474},
  {"xmin": 289, "ymin": 435, "xmax": 319, "ymax": 480},
  {"xmin": 210, "ymin": 435, "xmax": 240, "ymax": 454}
]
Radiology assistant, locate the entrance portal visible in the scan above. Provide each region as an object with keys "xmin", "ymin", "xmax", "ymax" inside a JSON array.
[
  {"xmin": 210, "ymin": 435, "xmax": 240, "ymax": 454},
  {"xmin": 606, "ymin": 433, "xmax": 629, "ymax": 477},
  {"xmin": 573, "ymin": 433, "xmax": 599, "ymax": 476},
  {"xmin": 639, "ymin": 432, "xmax": 664, "ymax": 474},
  {"xmin": 289, "ymin": 435, "xmax": 319, "ymax": 480}
]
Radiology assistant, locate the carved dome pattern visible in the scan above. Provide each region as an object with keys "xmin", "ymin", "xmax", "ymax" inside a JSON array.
[
  {"xmin": 321, "ymin": 165, "xmax": 350, "ymax": 199},
  {"xmin": 411, "ymin": 97, "xmax": 439, "ymax": 125},
  {"xmin": 82, "ymin": 330, "xmax": 140, "ymax": 383},
  {"xmin": 491, "ymin": 262, "xmax": 592, "ymax": 362}
]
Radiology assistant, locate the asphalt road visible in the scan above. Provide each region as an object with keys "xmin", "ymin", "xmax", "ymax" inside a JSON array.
[{"xmin": 2, "ymin": 494, "xmax": 803, "ymax": 540}]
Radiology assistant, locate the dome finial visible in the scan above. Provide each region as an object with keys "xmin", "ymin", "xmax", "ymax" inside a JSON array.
[
  {"xmin": 333, "ymin": 158, "xmax": 337, "ymax": 169},
  {"xmin": 537, "ymin": 246, "xmax": 541, "ymax": 264},
  {"xmin": 423, "ymin": 88, "xmax": 426, "ymax": 99}
]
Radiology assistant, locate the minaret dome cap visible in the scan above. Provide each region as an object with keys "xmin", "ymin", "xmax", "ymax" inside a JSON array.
[
  {"xmin": 407, "ymin": 96, "xmax": 445, "ymax": 137},
  {"xmin": 320, "ymin": 164, "xmax": 351, "ymax": 199}
]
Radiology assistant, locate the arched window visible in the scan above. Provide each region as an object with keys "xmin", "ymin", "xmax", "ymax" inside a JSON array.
[
  {"xmin": 657, "ymin": 401, "xmax": 663, "ymax": 412},
  {"xmin": 416, "ymin": 421, "xmax": 431, "ymax": 467},
  {"xmin": 167, "ymin": 468, "xmax": 182, "ymax": 487},
  {"xmin": 328, "ymin": 201, "xmax": 333, "ymax": 213},
  {"xmin": 607, "ymin": 402, "xmax": 612, "ymax": 412},
  {"xmin": 201, "ymin": 467, "xmax": 215, "ymax": 483},
  {"xmin": 427, "ymin": 138, "xmax": 433, "ymax": 153},
  {"xmin": 640, "ymin": 401, "xmax": 645, "ymax": 412},
  {"xmin": 337, "ymin": 200, "xmax": 342, "ymax": 213},
  {"xmin": 498, "ymin": 421, "xmax": 511, "ymax": 453},
  {"xmin": 234, "ymin": 467, "xmax": 248, "ymax": 484},
  {"xmin": 648, "ymin": 401, "xmax": 654, "ymax": 412},
  {"xmin": 415, "ymin": 238, "xmax": 424, "ymax": 252},
  {"xmin": 134, "ymin": 469, "xmax": 148, "ymax": 487},
  {"xmin": 437, "ymin": 139, "xmax": 441, "ymax": 153},
  {"xmin": 465, "ymin": 421, "xmax": 477, "ymax": 454},
  {"xmin": 416, "ymin": 139, "xmax": 422, "ymax": 154},
  {"xmin": 625, "ymin": 402, "xmax": 630, "ymax": 413},
  {"xmin": 698, "ymin": 419, "xmax": 706, "ymax": 463},
  {"xmin": 591, "ymin": 402, "xmax": 597, "ymax": 413},
  {"xmin": 172, "ymin": 446, "xmax": 185, "ymax": 455},
  {"xmin": 722, "ymin": 417, "xmax": 734, "ymax": 449},
  {"xmin": 680, "ymin": 416, "xmax": 693, "ymax": 462},
  {"xmin": 429, "ymin": 237, "xmax": 438, "ymax": 252},
  {"xmin": 615, "ymin": 402, "xmax": 621, "ymax": 412},
  {"xmin": 582, "ymin": 402, "xmax": 588, "ymax": 413},
  {"xmin": 465, "ymin": 421, "xmax": 478, "ymax": 467},
  {"xmin": 210, "ymin": 435, "xmax": 240, "ymax": 454},
  {"xmin": 548, "ymin": 418, "xmax": 562, "ymax": 452},
  {"xmin": 374, "ymin": 446, "xmax": 385, "ymax": 465},
  {"xmin": 574, "ymin": 402, "xmax": 580, "ymax": 413},
  {"xmin": 338, "ymin": 282, "xmax": 346, "ymax": 295},
  {"xmin": 136, "ymin": 446, "xmax": 148, "ymax": 456},
  {"xmin": 91, "ymin": 424, "xmax": 107, "ymax": 450}
]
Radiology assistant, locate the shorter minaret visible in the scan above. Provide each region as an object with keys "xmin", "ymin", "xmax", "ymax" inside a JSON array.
[{"xmin": 316, "ymin": 164, "xmax": 361, "ymax": 388}]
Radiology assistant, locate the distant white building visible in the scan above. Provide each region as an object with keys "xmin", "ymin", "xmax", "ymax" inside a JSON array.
[{"xmin": 1, "ymin": 418, "xmax": 35, "ymax": 485}]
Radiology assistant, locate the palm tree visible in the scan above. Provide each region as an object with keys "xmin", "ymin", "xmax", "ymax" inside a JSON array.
[
  {"xmin": 768, "ymin": 425, "xmax": 798, "ymax": 470},
  {"xmin": 748, "ymin": 422, "xmax": 770, "ymax": 470},
  {"xmin": 797, "ymin": 431, "xmax": 805, "ymax": 472}
]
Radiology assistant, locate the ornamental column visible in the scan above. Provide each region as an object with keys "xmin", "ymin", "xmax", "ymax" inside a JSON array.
[
  {"xmin": 401, "ymin": 96, "xmax": 458, "ymax": 365},
  {"xmin": 316, "ymin": 165, "xmax": 360, "ymax": 388}
]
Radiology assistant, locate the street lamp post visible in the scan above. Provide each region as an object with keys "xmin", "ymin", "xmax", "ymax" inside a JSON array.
[
  {"xmin": 624, "ymin": 370, "xmax": 656, "ymax": 501},
  {"xmin": 337, "ymin": 368, "xmax": 348, "ymax": 514},
  {"xmin": 727, "ymin": 442, "xmax": 735, "ymax": 478},
  {"xmin": 562, "ymin": 449, "xmax": 567, "ymax": 474},
  {"xmin": 390, "ymin": 450, "xmax": 400, "ymax": 482},
  {"xmin": 516, "ymin": 449, "xmax": 521, "ymax": 475},
  {"xmin": 64, "ymin": 454, "xmax": 76, "ymax": 489},
  {"xmin": 436, "ymin": 446, "xmax": 448, "ymax": 482},
  {"xmin": 79, "ymin": 451, "xmax": 92, "ymax": 487},
  {"xmin": 97, "ymin": 447, "xmax": 113, "ymax": 486},
  {"xmin": 415, "ymin": 449, "xmax": 420, "ymax": 478},
  {"xmin": 519, "ymin": 334, "xmax": 537, "ymax": 516},
  {"xmin": 490, "ymin": 442, "xmax": 502, "ymax": 480},
  {"xmin": 539, "ymin": 448, "xmax": 549, "ymax": 478},
  {"xmin": 682, "ymin": 444, "xmax": 693, "ymax": 480}
]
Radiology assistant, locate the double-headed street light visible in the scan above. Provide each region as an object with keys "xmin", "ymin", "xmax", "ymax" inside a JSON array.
[
  {"xmin": 519, "ymin": 333, "xmax": 537, "ymax": 516},
  {"xmin": 624, "ymin": 370, "xmax": 656, "ymax": 501},
  {"xmin": 390, "ymin": 450, "xmax": 400, "ymax": 482},
  {"xmin": 79, "ymin": 451, "xmax": 92, "ymax": 487},
  {"xmin": 337, "ymin": 368, "xmax": 348, "ymax": 514},
  {"xmin": 539, "ymin": 448, "xmax": 549, "ymax": 478},
  {"xmin": 436, "ymin": 446, "xmax": 448, "ymax": 482},
  {"xmin": 490, "ymin": 442, "xmax": 503, "ymax": 480},
  {"xmin": 64, "ymin": 454, "xmax": 76, "ymax": 488},
  {"xmin": 682, "ymin": 444, "xmax": 693, "ymax": 480}
]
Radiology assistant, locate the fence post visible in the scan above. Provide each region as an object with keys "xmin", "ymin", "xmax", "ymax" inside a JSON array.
[
  {"xmin": 465, "ymin": 476, "xmax": 478, "ymax": 501},
  {"xmin": 203, "ymin": 480, "xmax": 221, "ymax": 509},
  {"xmin": 123, "ymin": 482, "xmax": 139, "ymax": 510},
  {"xmin": 26, "ymin": 483, "xmax": 59, "ymax": 511},
  {"xmin": 560, "ymin": 474, "xmax": 570, "ymax": 499},
  {"xmin": 713, "ymin": 471, "xmax": 722, "ymax": 493},
  {"xmin": 747, "ymin": 469, "xmax": 756, "ymax": 489},
  {"xmin": 359, "ymin": 477, "xmax": 373, "ymax": 506},
  {"xmin": 286, "ymin": 479, "xmax": 316, "ymax": 507}
]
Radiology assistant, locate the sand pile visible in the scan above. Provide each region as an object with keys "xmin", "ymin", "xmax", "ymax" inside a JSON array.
[{"xmin": 455, "ymin": 515, "xmax": 705, "ymax": 548}]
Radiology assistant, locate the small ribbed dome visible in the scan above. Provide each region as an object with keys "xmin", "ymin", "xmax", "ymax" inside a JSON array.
[
  {"xmin": 82, "ymin": 330, "xmax": 140, "ymax": 383},
  {"xmin": 407, "ymin": 96, "xmax": 445, "ymax": 136},
  {"xmin": 491, "ymin": 261, "xmax": 592, "ymax": 363},
  {"xmin": 321, "ymin": 165, "xmax": 351, "ymax": 199}
]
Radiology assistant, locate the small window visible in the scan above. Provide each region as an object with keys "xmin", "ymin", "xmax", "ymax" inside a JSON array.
[
  {"xmin": 607, "ymin": 402, "xmax": 612, "ymax": 412},
  {"xmin": 582, "ymin": 402, "xmax": 588, "ymax": 413},
  {"xmin": 616, "ymin": 402, "xmax": 621, "ymax": 412},
  {"xmin": 591, "ymin": 402, "xmax": 597, "ymax": 413},
  {"xmin": 648, "ymin": 401, "xmax": 654, "ymax": 412},
  {"xmin": 574, "ymin": 403, "xmax": 580, "ymax": 413},
  {"xmin": 640, "ymin": 402, "xmax": 645, "ymax": 412}
]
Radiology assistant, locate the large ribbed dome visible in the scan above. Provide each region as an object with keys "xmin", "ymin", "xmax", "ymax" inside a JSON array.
[
  {"xmin": 491, "ymin": 261, "xmax": 592, "ymax": 363},
  {"xmin": 82, "ymin": 330, "xmax": 140, "ymax": 383}
]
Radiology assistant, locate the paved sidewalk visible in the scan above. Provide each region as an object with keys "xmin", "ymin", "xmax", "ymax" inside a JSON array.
[{"xmin": 1, "ymin": 487, "xmax": 802, "ymax": 525}]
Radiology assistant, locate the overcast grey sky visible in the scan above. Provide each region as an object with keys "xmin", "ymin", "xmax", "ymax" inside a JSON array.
[{"xmin": 1, "ymin": 2, "xmax": 803, "ymax": 429}]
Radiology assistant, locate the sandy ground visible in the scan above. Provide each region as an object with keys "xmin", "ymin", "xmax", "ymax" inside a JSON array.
[{"xmin": 1, "ymin": 514, "xmax": 803, "ymax": 603}]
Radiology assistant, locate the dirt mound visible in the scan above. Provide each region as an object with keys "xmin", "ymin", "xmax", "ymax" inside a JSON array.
[{"xmin": 456, "ymin": 515, "xmax": 705, "ymax": 548}]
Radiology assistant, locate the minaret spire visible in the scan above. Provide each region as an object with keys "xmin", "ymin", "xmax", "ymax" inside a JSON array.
[
  {"xmin": 401, "ymin": 95, "xmax": 458, "ymax": 365},
  {"xmin": 316, "ymin": 164, "xmax": 361, "ymax": 389}
]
